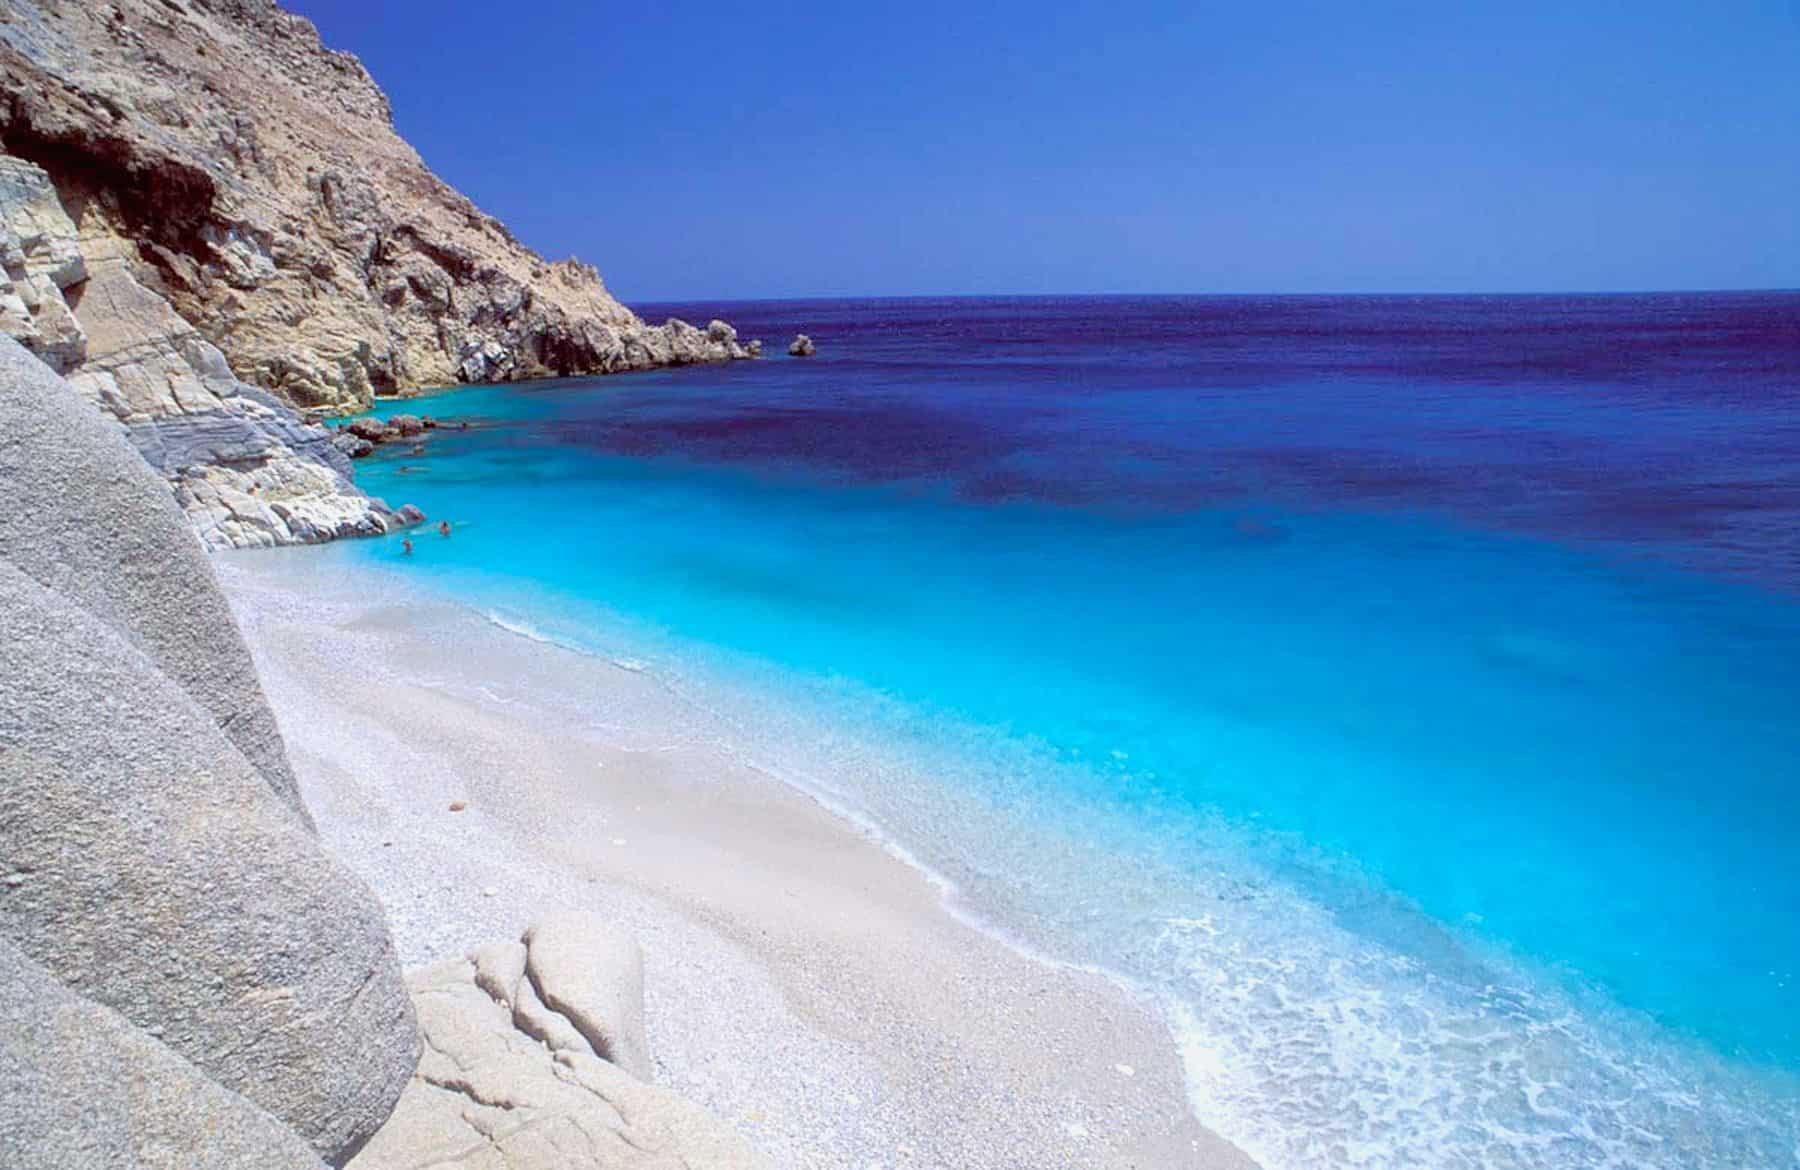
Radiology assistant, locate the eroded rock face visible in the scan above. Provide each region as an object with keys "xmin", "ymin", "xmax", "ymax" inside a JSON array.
[
  {"xmin": 0, "ymin": 940, "xmax": 327, "ymax": 1170},
  {"xmin": 0, "ymin": 0, "xmax": 747, "ymax": 416},
  {"xmin": 0, "ymin": 336, "xmax": 306, "ymax": 810},
  {"xmin": 0, "ymin": 556, "xmax": 419, "ymax": 1163},
  {"xmin": 352, "ymin": 918, "xmax": 764, "ymax": 1170},
  {"xmin": 0, "ymin": 338, "xmax": 418, "ymax": 1163},
  {"xmin": 0, "ymin": 154, "xmax": 408, "ymax": 547},
  {"xmin": 520, "ymin": 913, "xmax": 653, "ymax": 1082},
  {"xmin": 0, "ymin": 154, "xmax": 85, "ymax": 371}
]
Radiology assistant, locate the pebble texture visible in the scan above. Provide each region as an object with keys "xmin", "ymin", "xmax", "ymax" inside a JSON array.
[
  {"xmin": 0, "ymin": 335, "xmax": 304, "ymax": 812},
  {"xmin": 351, "ymin": 921, "xmax": 764, "ymax": 1170},
  {"xmin": 0, "ymin": 558, "xmax": 419, "ymax": 1163},
  {"xmin": 0, "ymin": 939, "xmax": 327, "ymax": 1170}
]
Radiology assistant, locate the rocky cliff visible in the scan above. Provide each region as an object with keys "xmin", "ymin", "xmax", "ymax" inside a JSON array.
[
  {"xmin": 0, "ymin": 0, "xmax": 748, "ymax": 546},
  {"xmin": 0, "ymin": 150, "xmax": 411, "ymax": 546}
]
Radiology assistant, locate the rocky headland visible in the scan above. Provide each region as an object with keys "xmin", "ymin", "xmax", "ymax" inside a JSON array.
[{"xmin": 0, "ymin": 0, "xmax": 750, "ymax": 547}]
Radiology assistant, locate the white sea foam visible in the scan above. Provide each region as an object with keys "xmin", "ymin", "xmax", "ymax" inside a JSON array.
[
  {"xmin": 482, "ymin": 608, "xmax": 573, "ymax": 649},
  {"xmin": 597, "ymin": 647, "xmax": 1800, "ymax": 1170}
]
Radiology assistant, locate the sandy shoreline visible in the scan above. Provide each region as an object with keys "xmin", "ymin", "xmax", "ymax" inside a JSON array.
[{"xmin": 218, "ymin": 548, "xmax": 1256, "ymax": 1170}]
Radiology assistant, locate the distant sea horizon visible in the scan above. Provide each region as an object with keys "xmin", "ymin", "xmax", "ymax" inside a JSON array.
[
  {"xmin": 629, "ymin": 286, "xmax": 1800, "ymax": 306},
  {"xmin": 345, "ymin": 291, "xmax": 1800, "ymax": 1168}
]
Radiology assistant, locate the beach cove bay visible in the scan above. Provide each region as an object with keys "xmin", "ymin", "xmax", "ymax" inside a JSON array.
[{"xmin": 331, "ymin": 293, "xmax": 1799, "ymax": 1169}]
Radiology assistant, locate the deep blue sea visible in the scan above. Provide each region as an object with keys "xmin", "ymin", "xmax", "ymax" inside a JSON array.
[{"xmin": 350, "ymin": 294, "xmax": 1800, "ymax": 1169}]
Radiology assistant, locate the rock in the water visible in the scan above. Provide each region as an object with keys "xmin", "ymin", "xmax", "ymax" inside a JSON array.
[
  {"xmin": 346, "ymin": 417, "xmax": 389, "ymax": 442},
  {"xmin": 745, "ymin": 338, "xmax": 764, "ymax": 357},
  {"xmin": 788, "ymin": 333, "xmax": 817, "ymax": 357},
  {"xmin": 0, "ymin": 559, "xmax": 419, "ymax": 1163},
  {"xmin": 333, "ymin": 431, "xmax": 375, "ymax": 458},
  {"xmin": 389, "ymin": 413, "xmax": 425, "ymax": 437},
  {"xmin": 386, "ymin": 503, "xmax": 427, "ymax": 529},
  {"xmin": 0, "ymin": 940, "xmax": 327, "ymax": 1170},
  {"xmin": 350, "ymin": 931, "xmax": 765, "ymax": 1170}
]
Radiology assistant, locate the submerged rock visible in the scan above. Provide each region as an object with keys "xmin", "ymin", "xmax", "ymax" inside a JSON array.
[{"xmin": 788, "ymin": 334, "xmax": 817, "ymax": 357}]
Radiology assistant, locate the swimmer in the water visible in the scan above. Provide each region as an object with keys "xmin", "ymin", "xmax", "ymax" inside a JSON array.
[
  {"xmin": 437, "ymin": 520, "xmax": 451, "ymax": 537},
  {"xmin": 402, "ymin": 537, "xmax": 413, "ymax": 555}
]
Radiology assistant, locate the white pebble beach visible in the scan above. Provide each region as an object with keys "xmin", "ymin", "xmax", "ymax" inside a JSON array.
[{"xmin": 219, "ymin": 549, "xmax": 1257, "ymax": 1170}]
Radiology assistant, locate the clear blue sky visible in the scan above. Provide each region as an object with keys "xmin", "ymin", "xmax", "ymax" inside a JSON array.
[{"xmin": 288, "ymin": 1, "xmax": 1798, "ymax": 301}]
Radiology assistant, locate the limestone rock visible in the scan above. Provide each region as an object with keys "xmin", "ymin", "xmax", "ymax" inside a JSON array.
[
  {"xmin": 522, "ymin": 913, "xmax": 653, "ymax": 1082},
  {"xmin": 0, "ymin": 336, "xmax": 304, "ymax": 811},
  {"xmin": 347, "ymin": 416, "xmax": 390, "ymax": 442},
  {"xmin": 0, "ymin": 0, "xmax": 747, "ymax": 414},
  {"xmin": 0, "ymin": 152, "xmax": 401, "ymax": 548},
  {"xmin": 788, "ymin": 334, "xmax": 816, "ymax": 357},
  {"xmin": 0, "ymin": 155, "xmax": 86, "ymax": 373},
  {"xmin": 334, "ymin": 430, "xmax": 375, "ymax": 458},
  {"xmin": 0, "ymin": 939, "xmax": 327, "ymax": 1170},
  {"xmin": 350, "ymin": 935, "xmax": 765, "ymax": 1170}
]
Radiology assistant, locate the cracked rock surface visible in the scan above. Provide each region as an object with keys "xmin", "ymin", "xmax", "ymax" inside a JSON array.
[
  {"xmin": 0, "ymin": 150, "xmax": 410, "ymax": 547},
  {"xmin": 353, "ymin": 914, "xmax": 765, "ymax": 1170}
]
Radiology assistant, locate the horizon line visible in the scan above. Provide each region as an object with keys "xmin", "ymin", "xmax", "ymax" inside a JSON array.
[{"xmin": 632, "ymin": 285, "xmax": 1800, "ymax": 307}]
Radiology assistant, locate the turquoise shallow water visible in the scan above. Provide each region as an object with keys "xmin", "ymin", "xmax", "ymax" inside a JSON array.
[{"xmin": 347, "ymin": 295, "xmax": 1800, "ymax": 1168}]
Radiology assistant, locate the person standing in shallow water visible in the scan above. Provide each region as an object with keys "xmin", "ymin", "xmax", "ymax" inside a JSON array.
[
  {"xmin": 438, "ymin": 521, "xmax": 451, "ymax": 537},
  {"xmin": 402, "ymin": 537, "xmax": 413, "ymax": 556}
]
